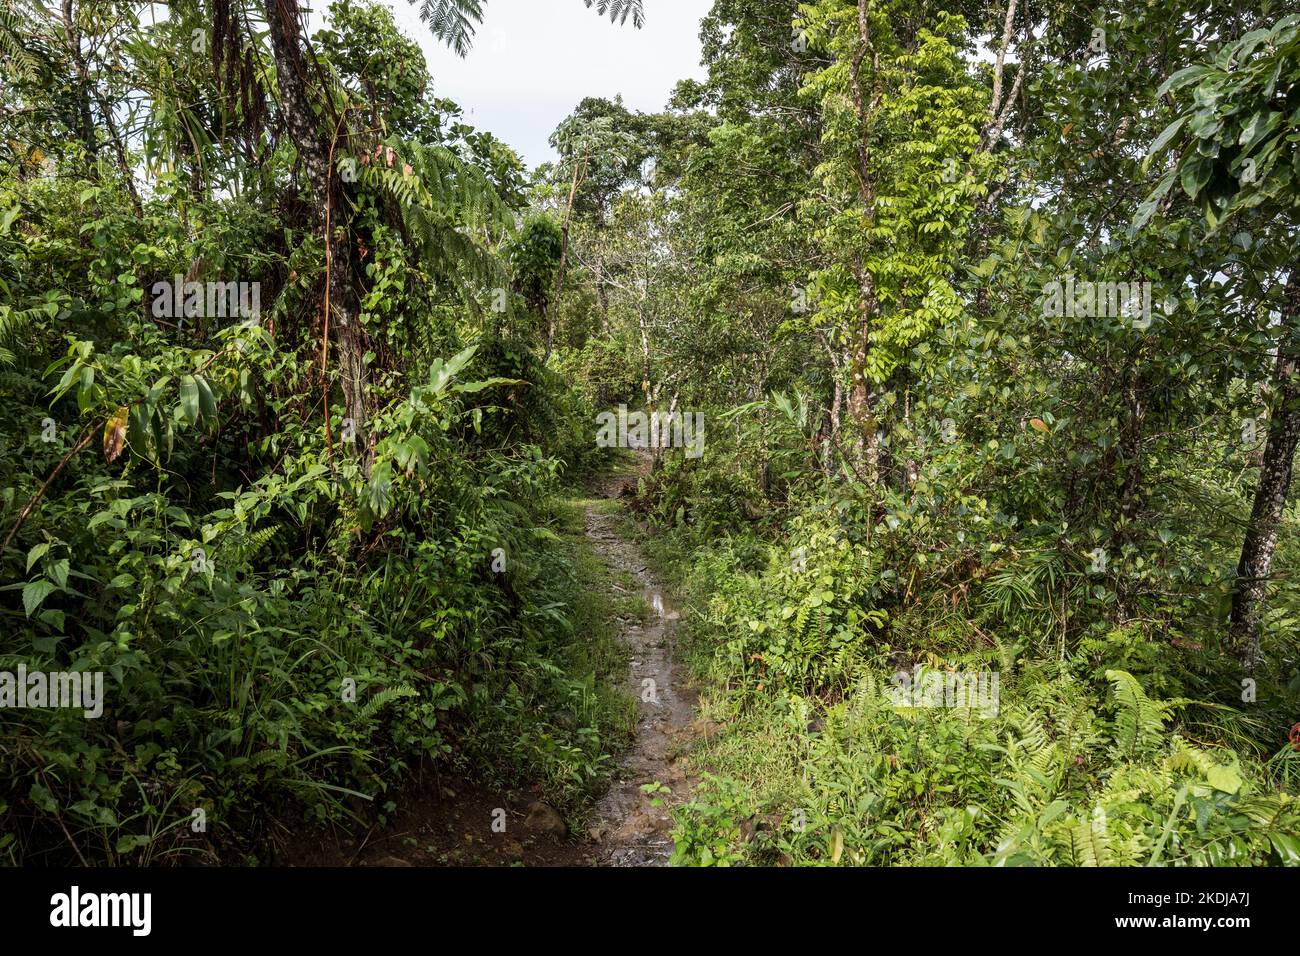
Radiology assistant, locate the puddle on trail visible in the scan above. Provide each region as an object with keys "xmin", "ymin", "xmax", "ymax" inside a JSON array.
[{"xmin": 583, "ymin": 469, "xmax": 695, "ymax": 866}]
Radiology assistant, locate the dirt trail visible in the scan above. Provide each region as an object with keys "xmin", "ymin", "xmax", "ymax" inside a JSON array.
[{"xmin": 582, "ymin": 456, "xmax": 696, "ymax": 866}]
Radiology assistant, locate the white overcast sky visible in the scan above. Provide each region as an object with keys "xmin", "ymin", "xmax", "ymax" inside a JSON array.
[{"xmin": 309, "ymin": 0, "xmax": 714, "ymax": 169}]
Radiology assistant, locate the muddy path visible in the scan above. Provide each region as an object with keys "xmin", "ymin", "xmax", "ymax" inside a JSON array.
[{"xmin": 582, "ymin": 456, "xmax": 697, "ymax": 866}]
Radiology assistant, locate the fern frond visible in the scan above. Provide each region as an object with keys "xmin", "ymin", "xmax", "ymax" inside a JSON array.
[
  {"xmin": 249, "ymin": 748, "xmax": 289, "ymax": 770},
  {"xmin": 1105, "ymin": 669, "xmax": 1168, "ymax": 757},
  {"xmin": 0, "ymin": 303, "xmax": 48, "ymax": 367},
  {"xmin": 1166, "ymin": 737, "xmax": 1244, "ymax": 795},
  {"xmin": 0, "ymin": 3, "xmax": 43, "ymax": 82},
  {"xmin": 1083, "ymin": 804, "xmax": 1114, "ymax": 866},
  {"xmin": 365, "ymin": 141, "xmax": 512, "ymax": 299},
  {"xmin": 357, "ymin": 685, "xmax": 418, "ymax": 723},
  {"xmin": 235, "ymin": 524, "xmax": 282, "ymax": 563}
]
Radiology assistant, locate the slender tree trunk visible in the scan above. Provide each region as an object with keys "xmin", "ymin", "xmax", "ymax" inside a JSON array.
[
  {"xmin": 903, "ymin": 384, "xmax": 918, "ymax": 488},
  {"xmin": 826, "ymin": 378, "xmax": 842, "ymax": 475},
  {"xmin": 815, "ymin": 331, "xmax": 844, "ymax": 476},
  {"xmin": 62, "ymin": 1, "xmax": 141, "ymax": 213},
  {"xmin": 1229, "ymin": 273, "xmax": 1300, "ymax": 669},
  {"xmin": 93, "ymin": 89, "xmax": 143, "ymax": 216},
  {"xmin": 637, "ymin": 301, "xmax": 652, "ymax": 410},
  {"xmin": 262, "ymin": 0, "xmax": 371, "ymax": 467},
  {"xmin": 546, "ymin": 148, "xmax": 587, "ymax": 361},
  {"xmin": 846, "ymin": 275, "xmax": 881, "ymax": 483},
  {"xmin": 595, "ymin": 261, "xmax": 610, "ymax": 333},
  {"xmin": 1115, "ymin": 363, "xmax": 1148, "ymax": 623}
]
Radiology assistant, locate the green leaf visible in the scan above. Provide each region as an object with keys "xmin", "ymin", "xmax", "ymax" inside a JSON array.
[
  {"xmin": 1156, "ymin": 65, "xmax": 1214, "ymax": 99},
  {"xmin": 1038, "ymin": 800, "xmax": 1070, "ymax": 828},
  {"xmin": 1231, "ymin": 28, "xmax": 1272, "ymax": 62},
  {"xmin": 365, "ymin": 460, "xmax": 394, "ymax": 517},
  {"xmin": 76, "ymin": 365, "xmax": 96, "ymax": 413},
  {"xmin": 195, "ymin": 375, "xmax": 218, "ymax": 422},
  {"xmin": 115, "ymin": 834, "xmax": 152, "ymax": 854},
  {"xmin": 179, "ymin": 375, "xmax": 200, "ymax": 425},
  {"xmin": 429, "ymin": 345, "xmax": 478, "ymax": 394},
  {"xmin": 1238, "ymin": 109, "xmax": 1280, "ymax": 154},
  {"xmin": 1269, "ymin": 833, "xmax": 1300, "ymax": 866},
  {"xmin": 1142, "ymin": 115, "xmax": 1187, "ymax": 166},
  {"xmin": 25, "ymin": 542, "xmax": 49, "ymax": 573},
  {"xmin": 22, "ymin": 579, "xmax": 57, "ymax": 617},
  {"xmin": 50, "ymin": 359, "xmax": 82, "ymax": 401},
  {"xmin": 1180, "ymin": 153, "xmax": 1212, "ymax": 200},
  {"xmin": 128, "ymin": 405, "xmax": 153, "ymax": 459},
  {"xmin": 1131, "ymin": 168, "xmax": 1177, "ymax": 232},
  {"xmin": 46, "ymin": 558, "xmax": 69, "ymax": 589},
  {"xmin": 29, "ymin": 782, "xmax": 57, "ymax": 813},
  {"xmin": 1205, "ymin": 763, "xmax": 1242, "ymax": 794}
]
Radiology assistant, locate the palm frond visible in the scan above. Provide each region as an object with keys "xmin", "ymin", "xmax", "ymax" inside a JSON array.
[
  {"xmin": 411, "ymin": 0, "xmax": 484, "ymax": 58},
  {"xmin": 414, "ymin": 0, "xmax": 643, "ymax": 56},
  {"xmin": 582, "ymin": 0, "xmax": 645, "ymax": 28}
]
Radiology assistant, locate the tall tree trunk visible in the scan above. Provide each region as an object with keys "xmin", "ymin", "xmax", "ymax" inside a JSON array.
[
  {"xmin": 61, "ymin": 1, "xmax": 98, "ymax": 163},
  {"xmin": 61, "ymin": 1, "xmax": 141, "ymax": 214},
  {"xmin": 845, "ymin": 0, "xmax": 881, "ymax": 484},
  {"xmin": 262, "ymin": 0, "xmax": 371, "ymax": 467},
  {"xmin": 902, "ymin": 383, "xmax": 918, "ymax": 488},
  {"xmin": 1229, "ymin": 272, "xmax": 1300, "ymax": 669},
  {"xmin": 637, "ymin": 299, "xmax": 652, "ymax": 410},
  {"xmin": 594, "ymin": 256, "xmax": 611, "ymax": 334}
]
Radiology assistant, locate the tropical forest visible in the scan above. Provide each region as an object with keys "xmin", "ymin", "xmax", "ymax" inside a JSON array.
[{"xmin": 1, "ymin": 0, "xmax": 1299, "ymax": 886}]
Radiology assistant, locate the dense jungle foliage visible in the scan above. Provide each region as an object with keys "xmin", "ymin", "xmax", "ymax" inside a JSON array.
[{"xmin": 1, "ymin": 0, "xmax": 1299, "ymax": 867}]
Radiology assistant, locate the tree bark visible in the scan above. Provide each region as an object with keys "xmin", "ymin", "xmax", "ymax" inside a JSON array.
[
  {"xmin": 262, "ymin": 0, "xmax": 371, "ymax": 468},
  {"xmin": 1229, "ymin": 272, "xmax": 1300, "ymax": 669}
]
